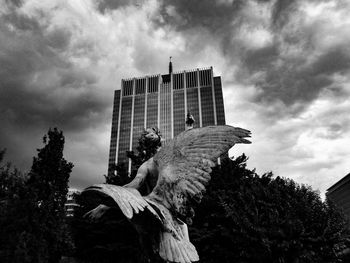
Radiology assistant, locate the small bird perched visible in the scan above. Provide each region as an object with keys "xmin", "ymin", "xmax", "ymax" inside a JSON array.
[
  {"xmin": 185, "ymin": 112, "xmax": 195, "ymax": 130},
  {"xmin": 82, "ymin": 125, "xmax": 251, "ymax": 263}
]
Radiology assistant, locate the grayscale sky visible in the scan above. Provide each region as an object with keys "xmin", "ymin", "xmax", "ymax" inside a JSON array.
[{"xmin": 1, "ymin": 0, "xmax": 349, "ymax": 196}]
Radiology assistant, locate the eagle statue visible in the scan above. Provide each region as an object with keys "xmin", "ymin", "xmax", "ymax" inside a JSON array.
[{"xmin": 81, "ymin": 125, "xmax": 251, "ymax": 263}]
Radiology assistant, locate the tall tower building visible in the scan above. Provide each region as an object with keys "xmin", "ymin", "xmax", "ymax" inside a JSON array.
[{"xmin": 108, "ymin": 65, "xmax": 226, "ymax": 175}]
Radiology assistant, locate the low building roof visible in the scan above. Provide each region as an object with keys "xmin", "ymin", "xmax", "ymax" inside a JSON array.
[{"xmin": 327, "ymin": 173, "xmax": 350, "ymax": 194}]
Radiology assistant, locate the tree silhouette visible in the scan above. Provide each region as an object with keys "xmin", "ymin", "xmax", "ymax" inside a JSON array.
[
  {"xmin": 0, "ymin": 129, "xmax": 74, "ymax": 262},
  {"xmin": 25, "ymin": 128, "xmax": 74, "ymax": 263},
  {"xmin": 0, "ymin": 149, "xmax": 30, "ymax": 262},
  {"xmin": 190, "ymin": 155, "xmax": 350, "ymax": 263}
]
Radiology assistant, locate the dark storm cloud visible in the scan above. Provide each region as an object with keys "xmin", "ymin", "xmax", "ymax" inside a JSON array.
[
  {"xmin": 318, "ymin": 123, "xmax": 348, "ymax": 140},
  {"xmin": 245, "ymin": 45, "xmax": 350, "ymax": 107},
  {"xmin": 45, "ymin": 28, "xmax": 72, "ymax": 51},
  {"xmin": 156, "ymin": 0, "xmax": 243, "ymax": 31},
  {"xmin": 271, "ymin": 0, "xmax": 297, "ymax": 28},
  {"xmin": 155, "ymin": 0, "xmax": 296, "ymax": 35},
  {"xmin": 0, "ymin": 5, "xmax": 107, "ymax": 125},
  {"xmin": 311, "ymin": 48, "xmax": 350, "ymax": 76},
  {"xmin": 96, "ymin": 0, "xmax": 141, "ymax": 13},
  {"xmin": 5, "ymin": 0, "xmax": 23, "ymax": 8},
  {"xmin": 155, "ymin": 0, "xmax": 349, "ymax": 111},
  {"xmin": 0, "ymin": 3, "xmax": 110, "ymax": 166},
  {"xmin": 243, "ymin": 44, "xmax": 279, "ymax": 72}
]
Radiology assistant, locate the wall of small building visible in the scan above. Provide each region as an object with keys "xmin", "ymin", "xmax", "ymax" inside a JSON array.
[{"xmin": 326, "ymin": 174, "xmax": 350, "ymax": 225}]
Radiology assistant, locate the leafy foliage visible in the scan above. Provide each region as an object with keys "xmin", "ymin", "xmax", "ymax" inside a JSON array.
[
  {"xmin": 104, "ymin": 163, "xmax": 129, "ymax": 186},
  {"xmin": 190, "ymin": 155, "xmax": 350, "ymax": 263},
  {"xmin": 25, "ymin": 128, "xmax": 74, "ymax": 262},
  {"xmin": 0, "ymin": 149, "xmax": 30, "ymax": 262},
  {"xmin": 0, "ymin": 128, "xmax": 74, "ymax": 263}
]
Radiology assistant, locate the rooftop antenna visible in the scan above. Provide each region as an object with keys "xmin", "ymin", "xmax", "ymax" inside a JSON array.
[{"xmin": 169, "ymin": 56, "xmax": 173, "ymax": 74}]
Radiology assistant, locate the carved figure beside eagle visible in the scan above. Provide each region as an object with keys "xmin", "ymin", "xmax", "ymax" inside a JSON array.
[{"xmin": 82, "ymin": 125, "xmax": 251, "ymax": 263}]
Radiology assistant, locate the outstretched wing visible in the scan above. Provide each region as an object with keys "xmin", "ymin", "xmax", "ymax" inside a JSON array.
[
  {"xmin": 82, "ymin": 184, "xmax": 161, "ymax": 221},
  {"xmin": 148, "ymin": 125, "xmax": 251, "ymax": 220}
]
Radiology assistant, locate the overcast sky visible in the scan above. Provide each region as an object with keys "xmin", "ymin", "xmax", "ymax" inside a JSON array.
[{"xmin": 1, "ymin": 0, "xmax": 349, "ymax": 196}]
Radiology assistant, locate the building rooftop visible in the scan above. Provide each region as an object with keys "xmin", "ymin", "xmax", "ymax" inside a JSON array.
[
  {"xmin": 121, "ymin": 66, "xmax": 213, "ymax": 81},
  {"xmin": 327, "ymin": 173, "xmax": 350, "ymax": 193}
]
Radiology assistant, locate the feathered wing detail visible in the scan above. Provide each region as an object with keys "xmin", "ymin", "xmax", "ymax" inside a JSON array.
[
  {"xmin": 159, "ymin": 229, "xmax": 198, "ymax": 263},
  {"xmin": 150, "ymin": 125, "xmax": 251, "ymax": 218},
  {"xmin": 83, "ymin": 184, "xmax": 161, "ymax": 221},
  {"xmin": 147, "ymin": 125, "xmax": 251, "ymax": 263},
  {"xmin": 145, "ymin": 198, "xmax": 199, "ymax": 263}
]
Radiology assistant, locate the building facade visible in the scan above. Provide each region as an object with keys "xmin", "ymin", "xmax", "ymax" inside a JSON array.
[
  {"xmin": 65, "ymin": 188, "xmax": 80, "ymax": 217},
  {"xmin": 108, "ymin": 66, "xmax": 226, "ymax": 175},
  {"xmin": 326, "ymin": 173, "xmax": 350, "ymax": 226}
]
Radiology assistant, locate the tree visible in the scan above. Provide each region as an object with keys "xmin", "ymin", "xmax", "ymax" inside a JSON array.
[
  {"xmin": 0, "ymin": 149, "xmax": 31, "ymax": 262},
  {"xmin": 190, "ymin": 155, "xmax": 350, "ymax": 263},
  {"xmin": 1, "ymin": 128, "xmax": 74, "ymax": 263},
  {"xmin": 24, "ymin": 128, "xmax": 74, "ymax": 263},
  {"xmin": 104, "ymin": 163, "xmax": 129, "ymax": 185}
]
